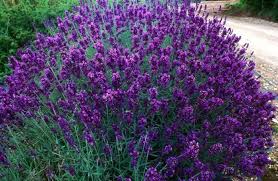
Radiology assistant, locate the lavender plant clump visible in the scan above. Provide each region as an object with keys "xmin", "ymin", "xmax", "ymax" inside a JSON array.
[{"xmin": 0, "ymin": 0, "xmax": 276, "ymax": 180}]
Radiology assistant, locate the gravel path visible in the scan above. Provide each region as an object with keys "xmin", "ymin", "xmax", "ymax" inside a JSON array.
[{"xmin": 225, "ymin": 17, "xmax": 278, "ymax": 66}]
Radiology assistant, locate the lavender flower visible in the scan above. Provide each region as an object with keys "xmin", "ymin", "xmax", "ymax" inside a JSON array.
[
  {"xmin": 158, "ymin": 73, "xmax": 170, "ymax": 87},
  {"xmin": 144, "ymin": 167, "xmax": 163, "ymax": 181},
  {"xmin": 0, "ymin": 151, "xmax": 9, "ymax": 166},
  {"xmin": 58, "ymin": 117, "xmax": 77, "ymax": 149},
  {"xmin": 0, "ymin": 0, "xmax": 276, "ymax": 180},
  {"xmin": 83, "ymin": 130, "xmax": 96, "ymax": 146},
  {"xmin": 128, "ymin": 140, "xmax": 139, "ymax": 167}
]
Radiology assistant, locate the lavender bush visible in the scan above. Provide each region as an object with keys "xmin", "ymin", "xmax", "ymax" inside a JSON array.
[{"xmin": 0, "ymin": 0, "xmax": 276, "ymax": 180}]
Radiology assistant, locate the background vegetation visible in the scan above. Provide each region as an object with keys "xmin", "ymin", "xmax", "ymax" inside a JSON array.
[
  {"xmin": 0, "ymin": 0, "xmax": 78, "ymax": 83},
  {"xmin": 228, "ymin": 0, "xmax": 278, "ymax": 21}
]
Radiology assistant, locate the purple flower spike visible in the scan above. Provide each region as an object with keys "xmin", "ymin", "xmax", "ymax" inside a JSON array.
[{"xmin": 144, "ymin": 167, "xmax": 164, "ymax": 181}]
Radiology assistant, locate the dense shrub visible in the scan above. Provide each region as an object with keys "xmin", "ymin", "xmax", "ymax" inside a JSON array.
[
  {"xmin": 228, "ymin": 0, "xmax": 278, "ymax": 21},
  {"xmin": 0, "ymin": 0, "xmax": 276, "ymax": 180},
  {"xmin": 0, "ymin": 0, "xmax": 78, "ymax": 83}
]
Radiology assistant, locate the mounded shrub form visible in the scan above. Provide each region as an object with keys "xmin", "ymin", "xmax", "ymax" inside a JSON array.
[{"xmin": 0, "ymin": 0, "xmax": 276, "ymax": 180}]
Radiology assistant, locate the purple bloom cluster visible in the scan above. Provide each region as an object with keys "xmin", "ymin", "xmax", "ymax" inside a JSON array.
[
  {"xmin": 0, "ymin": 0, "xmax": 276, "ymax": 180},
  {"xmin": 144, "ymin": 167, "xmax": 164, "ymax": 181}
]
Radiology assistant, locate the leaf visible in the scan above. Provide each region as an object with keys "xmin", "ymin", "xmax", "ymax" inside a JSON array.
[
  {"xmin": 86, "ymin": 45, "xmax": 96, "ymax": 59},
  {"xmin": 118, "ymin": 30, "xmax": 132, "ymax": 49},
  {"xmin": 49, "ymin": 88, "xmax": 61, "ymax": 103},
  {"xmin": 161, "ymin": 35, "xmax": 172, "ymax": 48}
]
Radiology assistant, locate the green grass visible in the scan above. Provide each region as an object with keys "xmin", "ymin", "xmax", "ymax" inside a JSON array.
[{"xmin": 0, "ymin": 0, "xmax": 78, "ymax": 83}]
